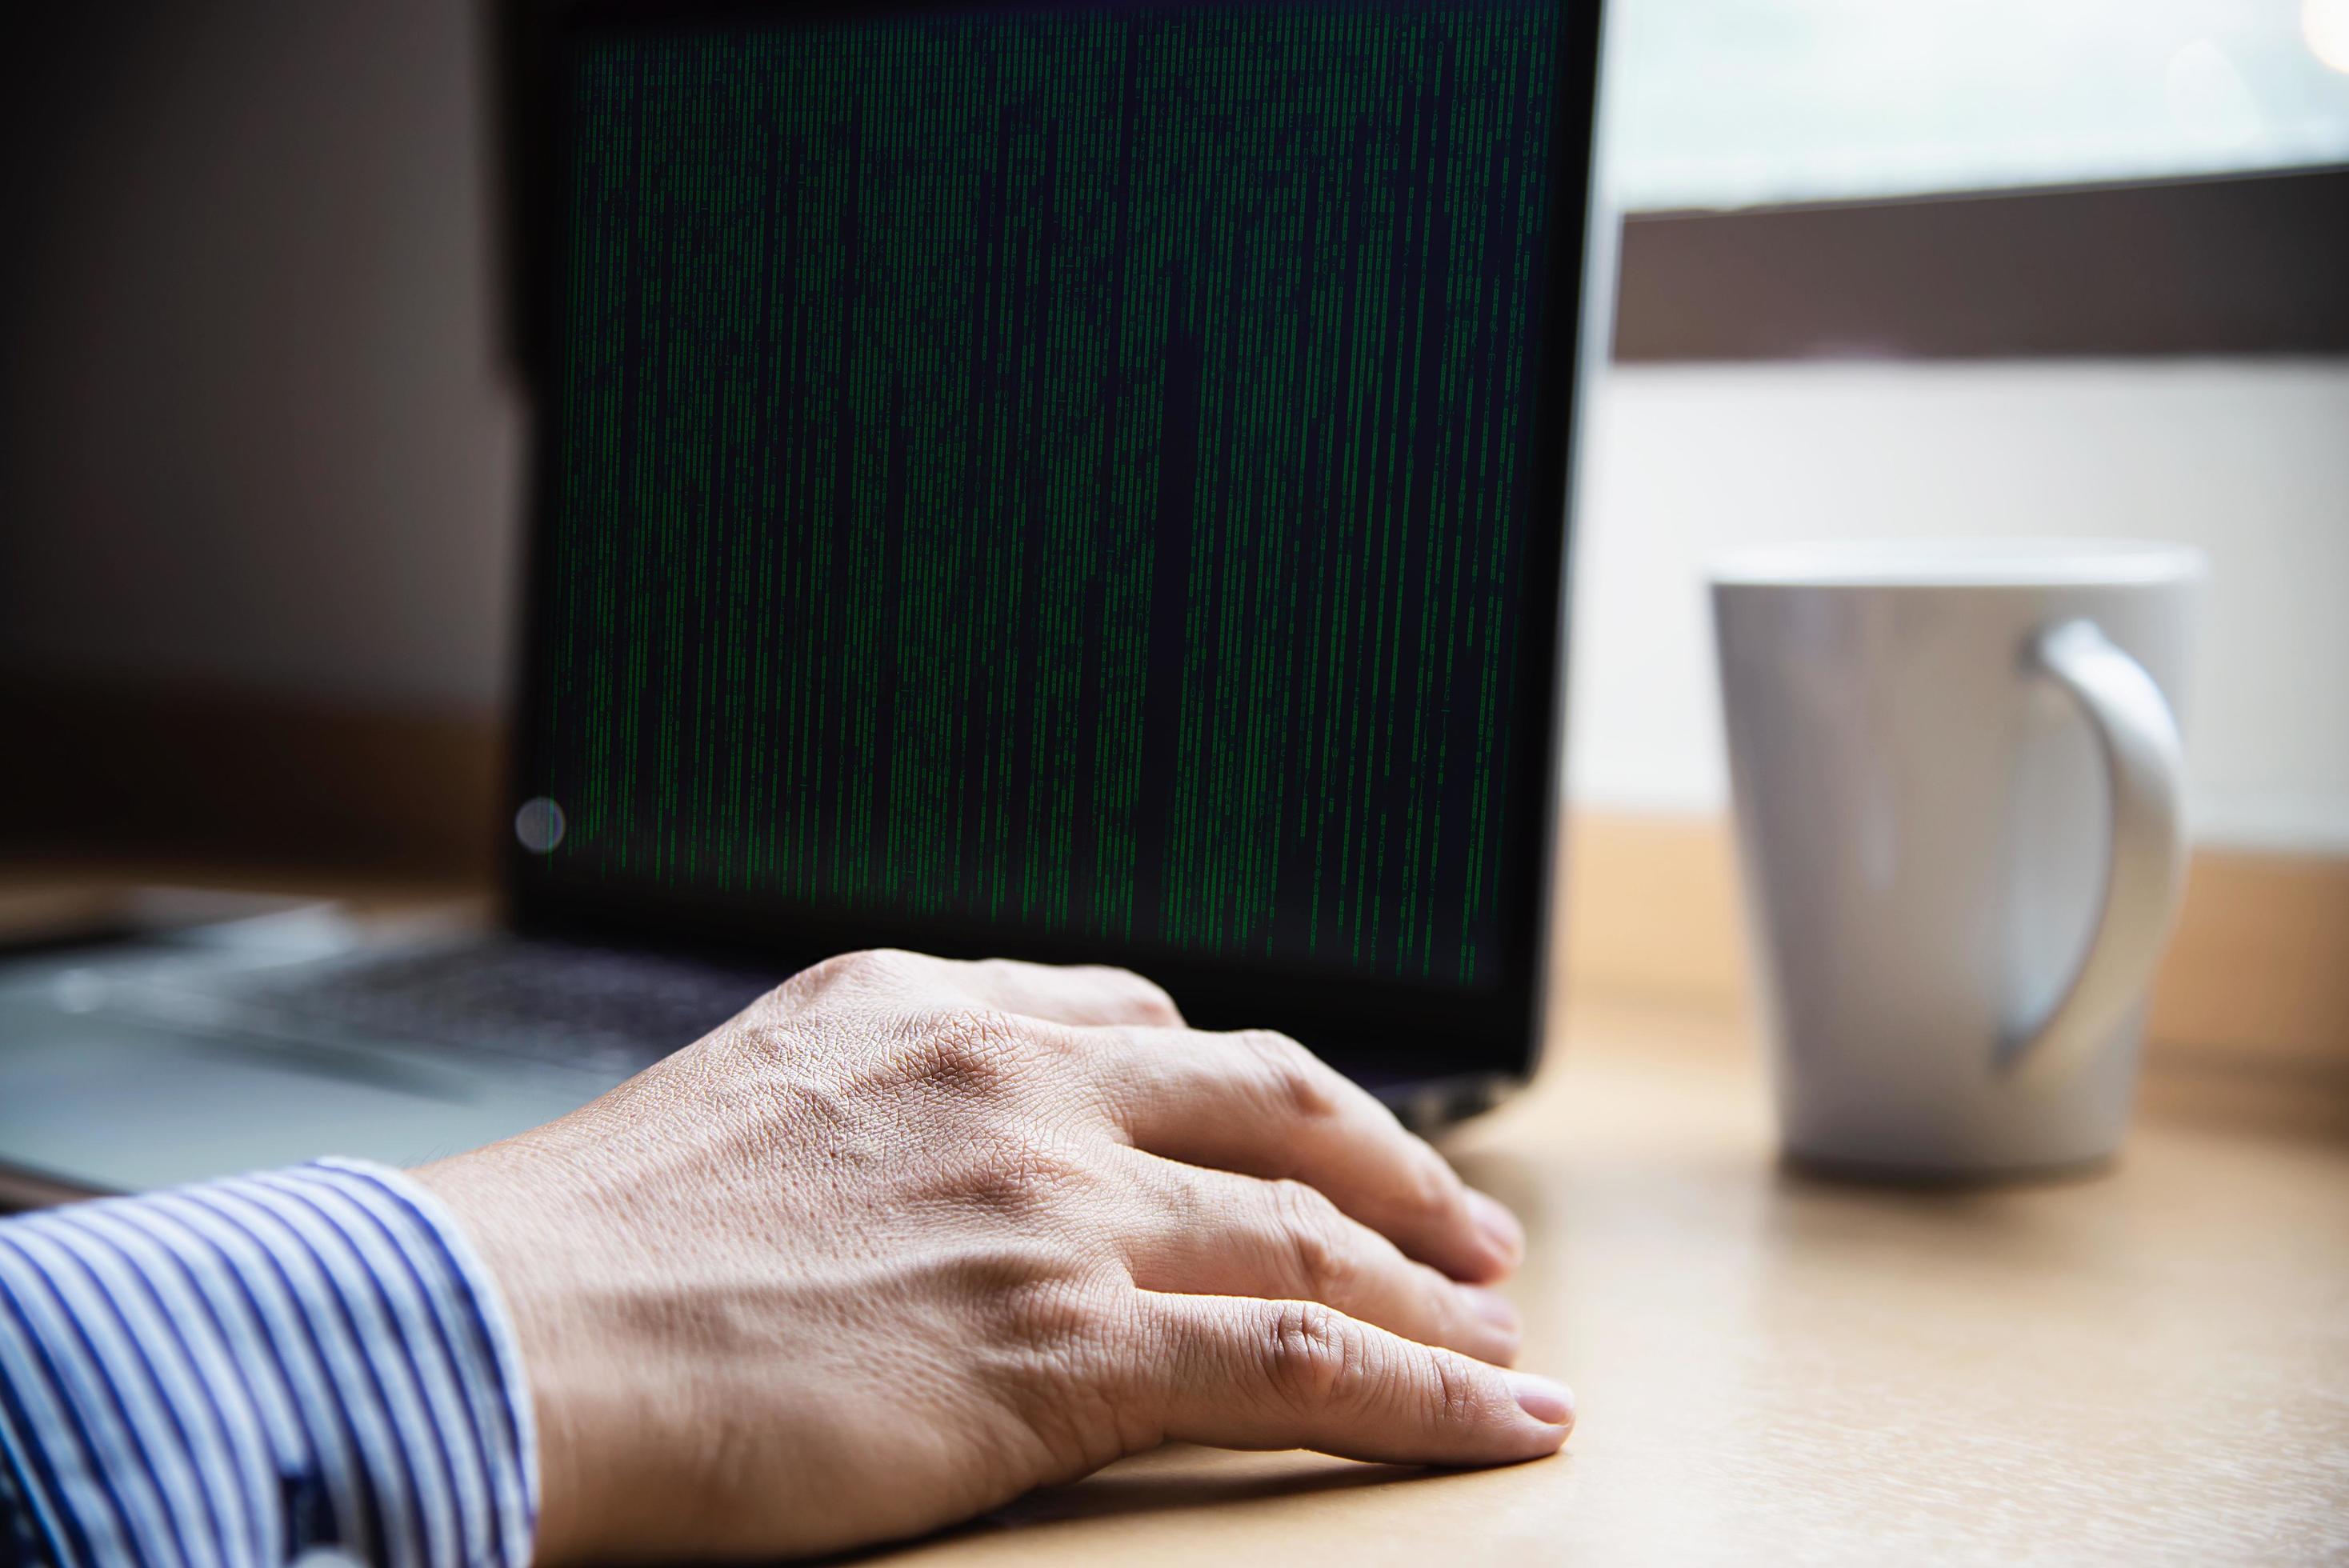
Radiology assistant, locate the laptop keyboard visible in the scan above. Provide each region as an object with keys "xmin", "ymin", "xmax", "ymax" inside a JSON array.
[{"xmin": 132, "ymin": 940, "xmax": 784, "ymax": 1075}]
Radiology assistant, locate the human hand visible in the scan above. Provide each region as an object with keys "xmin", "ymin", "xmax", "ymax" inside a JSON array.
[{"xmin": 416, "ymin": 950, "xmax": 1569, "ymax": 1561}]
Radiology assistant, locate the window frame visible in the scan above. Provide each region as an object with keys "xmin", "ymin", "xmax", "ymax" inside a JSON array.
[{"xmin": 1609, "ymin": 163, "xmax": 2349, "ymax": 360}]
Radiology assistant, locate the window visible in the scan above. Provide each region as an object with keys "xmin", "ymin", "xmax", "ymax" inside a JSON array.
[
  {"xmin": 1602, "ymin": 0, "xmax": 2349, "ymax": 358},
  {"xmin": 1605, "ymin": 0, "xmax": 2349, "ymax": 210}
]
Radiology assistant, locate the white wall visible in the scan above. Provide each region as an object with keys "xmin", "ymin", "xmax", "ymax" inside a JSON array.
[{"xmin": 1571, "ymin": 359, "xmax": 2349, "ymax": 853}]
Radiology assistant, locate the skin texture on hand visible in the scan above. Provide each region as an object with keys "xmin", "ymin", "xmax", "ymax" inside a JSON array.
[{"xmin": 415, "ymin": 950, "xmax": 1571, "ymax": 1562}]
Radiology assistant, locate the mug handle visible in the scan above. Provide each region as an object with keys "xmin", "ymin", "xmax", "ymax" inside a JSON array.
[{"xmin": 1999, "ymin": 620, "xmax": 2190, "ymax": 1087}]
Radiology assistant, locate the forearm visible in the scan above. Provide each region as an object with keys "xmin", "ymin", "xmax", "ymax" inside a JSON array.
[{"xmin": 0, "ymin": 1161, "xmax": 536, "ymax": 1568}]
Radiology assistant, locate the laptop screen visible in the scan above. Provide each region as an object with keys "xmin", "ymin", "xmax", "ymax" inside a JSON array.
[{"xmin": 518, "ymin": 0, "xmax": 1584, "ymax": 1009}]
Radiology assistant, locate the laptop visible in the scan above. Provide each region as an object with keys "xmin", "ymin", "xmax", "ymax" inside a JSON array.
[{"xmin": 0, "ymin": 0, "xmax": 1605, "ymax": 1199}]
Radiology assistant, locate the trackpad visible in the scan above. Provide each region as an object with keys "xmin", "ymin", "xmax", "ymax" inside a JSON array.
[{"xmin": 0, "ymin": 1005, "xmax": 606, "ymax": 1194}]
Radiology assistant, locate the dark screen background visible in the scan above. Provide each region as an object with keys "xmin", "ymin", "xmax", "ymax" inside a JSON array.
[{"xmin": 530, "ymin": 0, "xmax": 1563, "ymax": 986}]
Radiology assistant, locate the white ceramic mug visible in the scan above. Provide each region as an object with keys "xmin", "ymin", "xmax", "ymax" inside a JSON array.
[{"xmin": 1710, "ymin": 539, "xmax": 2204, "ymax": 1178}]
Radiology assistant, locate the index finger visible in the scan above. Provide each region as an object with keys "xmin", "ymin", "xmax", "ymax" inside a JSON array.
[{"xmin": 846, "ymin": 950, "xmax": 1186, "ymax": 1028}]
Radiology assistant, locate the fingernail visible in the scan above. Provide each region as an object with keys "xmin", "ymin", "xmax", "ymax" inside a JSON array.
[
  {"xmin": 1506, "ymin": 1371, "xmax": 1575, "ymax": 1429},
  {"xmin": 1467, "ymin": 1189, "xmax": 1526, "ymax": 1266},
  {"xmin": 1464, "ymin": 1285, "xmax": 1523, "ymax": 1338}
]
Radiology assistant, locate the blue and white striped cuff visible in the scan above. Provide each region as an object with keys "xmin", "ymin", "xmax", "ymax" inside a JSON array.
[{"xmin": 0, "ymin": 1159, "xmax": 537, "ymax": 1568}]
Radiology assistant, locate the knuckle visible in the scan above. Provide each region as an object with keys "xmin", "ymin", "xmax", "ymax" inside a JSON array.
[
  {"xmin": 1423, "ymin": 1269, "xmax": 1471, "ymax": 1336},
  {"xmin": 775, "ymin": 948, "xmax": 915, "ymax": 1014},
  {"xmin": 1268, "ymin": 1180, "xmax": 1355, "ymax": 1299},
  {"xmin": 712, "ymin": 1004, "xmax": 795, "ymax": 1062},
  {"xmin": 905, "ymin": 1006, "xmax": 1022, "ymax": 1093},
  {"xmin": 960, "ymin": 1136, "xmax": 1090, "ymax": 1218},
  {"xmin": 1260, "ymin": 1301, "xmax": 1367, "ymax": 1412},
  {"xmin": 992, "ymin": 1274, "xmax": 1116, "ymax": 1358},
  {"xmin": 1429, "ymin": 1350, "xmax": 1483, "ymax": 1430},
  {"xmin": 1094, "ymin": 966, "xmax": 1183, "ymax": 1026},
  {"xmin": 1401, "ymin": 1144, "xmax": 1466, "ymax": 1222},
  {"xmin": 799, "ymin": 948, "xmax": 894, "ymax": 989},
  {"xmin": 1238, "ymin": 1030, "xmax": 1337, "ymax": 1122}
]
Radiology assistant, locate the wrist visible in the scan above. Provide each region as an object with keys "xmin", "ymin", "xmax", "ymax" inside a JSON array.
[{"xmin": 414, "ymin": 1145, "xmax": 604, "ymax": 1565}]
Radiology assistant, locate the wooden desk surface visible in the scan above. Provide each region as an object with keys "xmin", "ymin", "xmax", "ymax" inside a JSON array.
[
  {"xmin": 6, "ymin": 866, "xmax": 2345, "ymax": 1560},
  {"xmin": 872, "ymin": 995, "xmax": 2349, "ymax": 1565}
]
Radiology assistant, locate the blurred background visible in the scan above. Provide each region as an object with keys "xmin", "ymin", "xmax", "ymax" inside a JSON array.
[{"xmin": 2, "ymin": 0, "xmax": 2343, "ymax": 1044}]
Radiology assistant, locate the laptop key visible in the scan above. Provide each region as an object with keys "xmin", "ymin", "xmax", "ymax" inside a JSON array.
[{"xmin": 126, "ymin": 939, "xmax": 779, "ymax": 1072}]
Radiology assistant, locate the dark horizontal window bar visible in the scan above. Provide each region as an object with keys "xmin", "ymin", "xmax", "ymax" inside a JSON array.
[{"xmin": 1612, "ymin": 164, "xmax": 2349, "ymax": 361}]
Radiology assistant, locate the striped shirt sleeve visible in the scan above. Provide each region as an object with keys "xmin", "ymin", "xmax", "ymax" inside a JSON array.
[{"xmin": 0, "ymin": 1160, "xmax": 537, "ymax": 1568}]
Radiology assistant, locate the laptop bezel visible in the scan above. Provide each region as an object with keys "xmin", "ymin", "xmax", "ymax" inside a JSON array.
[{"xmin": 495, "ymin": 0, "xmax": 1603, "ymax": 1090}]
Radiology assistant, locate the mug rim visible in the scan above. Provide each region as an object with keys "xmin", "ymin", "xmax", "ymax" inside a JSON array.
[{"xmin": 1707, "ymin": 537, "xmax": 2207, "ymax": 589}]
